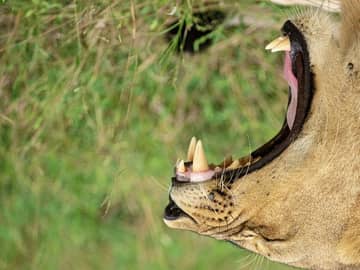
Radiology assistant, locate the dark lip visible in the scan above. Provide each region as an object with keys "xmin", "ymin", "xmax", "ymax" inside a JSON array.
[
  {"xmin": 173, "ymin": 20, "xmax": 314, "ymax": 185},
  {"xmin": 164, "ymin": 198, "xmax": 186, "ymax": 220},
  {"xmin": 164, "ymin": 196, "xmax": 197, "ymax": 223}
]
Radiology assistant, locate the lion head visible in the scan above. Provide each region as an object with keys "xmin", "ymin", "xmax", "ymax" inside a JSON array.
[{"xmin": 163, "ymin": 1, "xmax": 360, "ymax": 269}]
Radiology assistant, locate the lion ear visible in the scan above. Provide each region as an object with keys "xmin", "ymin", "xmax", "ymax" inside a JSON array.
[{"xmin": 340, "ymin": 1, "xmax": 360, "ymax": 52}]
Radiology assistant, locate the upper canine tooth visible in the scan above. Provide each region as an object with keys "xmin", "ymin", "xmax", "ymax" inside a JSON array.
[
  {"xmin": 193, "ymin": 140, "xmax": 209, "ymax": 172},
  {"xmin": 265, "ymin": 36, "xmax": 290, "ymax": 52},
  {"xmin": 187, "ymin": 136, "xmax": 197, "ymax": 161},
  {"xmin": 177, "ymin": 159, "xmax": 186, "ymax": 173}
]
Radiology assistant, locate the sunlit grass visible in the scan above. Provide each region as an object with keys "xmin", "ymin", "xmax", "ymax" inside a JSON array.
[{"xmin": 0, "ymin": 1, "xmax": 299, "ymax": 269}]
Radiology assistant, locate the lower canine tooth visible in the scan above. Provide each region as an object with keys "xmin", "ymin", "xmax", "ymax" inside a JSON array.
[
  {"xmin": 187, "ymin": 136, "xmax": 197, "ymax": 161},
  {"xmin": 193, "ymin": 140, "xmax": 209, "ymax": 172}
]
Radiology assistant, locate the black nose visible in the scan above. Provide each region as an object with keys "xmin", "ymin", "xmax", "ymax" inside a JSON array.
[{"xmin": 171, "ymin": 177, "xmax": 177, "ymax": 185}]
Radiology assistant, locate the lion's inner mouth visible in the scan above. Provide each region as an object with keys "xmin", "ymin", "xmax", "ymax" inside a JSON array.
[{"xmin": 171, "ymin": 20, "xmax": 314, "ymax": 184}]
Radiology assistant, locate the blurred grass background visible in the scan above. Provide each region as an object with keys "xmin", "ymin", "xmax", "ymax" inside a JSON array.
[{"xmin": 0, "ymin": 0, "xmax": 299, "ymax": 269}]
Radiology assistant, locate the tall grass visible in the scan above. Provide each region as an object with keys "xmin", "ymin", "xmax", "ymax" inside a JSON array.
[{"xmin": 0, "ymin": 1, "xmax": 297, "ymax": 269}]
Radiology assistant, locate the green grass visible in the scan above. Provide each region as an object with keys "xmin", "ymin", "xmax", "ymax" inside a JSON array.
[{"xmin": 1, "ymin": 1, "xmax": 298, "ymax": 269}]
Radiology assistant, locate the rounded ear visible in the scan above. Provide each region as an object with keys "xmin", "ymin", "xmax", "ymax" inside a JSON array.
[
  {"xmin": 270, "ymin": 0, "xmax": 340, "ymax": 12},
  {"xmin": 340, "ymin": 1, "xmax": 360, "ymax": 52}
]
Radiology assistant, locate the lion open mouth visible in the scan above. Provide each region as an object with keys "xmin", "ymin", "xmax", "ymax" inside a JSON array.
[{"xmin": 164, "ymin": 20, "xmax": 314, "ymax": 220}]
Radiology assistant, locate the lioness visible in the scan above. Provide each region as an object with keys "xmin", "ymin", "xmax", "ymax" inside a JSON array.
[{"xmin": 163, "ymin": 1, "xmax": 360, "ymax": 269}]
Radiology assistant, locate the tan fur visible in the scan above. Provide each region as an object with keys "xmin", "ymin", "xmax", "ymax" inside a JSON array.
[
  {"xmin": 165, "ymin": 1, "xmax": 360, "ymax": 269},
  {"xmin": 337, "ymin": 196, "xmax": 360, "ymax": 265},
  {"xmin": 341, "ymin": 1, "xmax": 360, "ymax": 52}
]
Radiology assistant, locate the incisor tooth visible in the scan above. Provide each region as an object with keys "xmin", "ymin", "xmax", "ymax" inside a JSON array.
[
  {"xmin": 178, "ymin": 159, "xmax": 186, "ymax": 173},
  {"xmin": 187, "ymin": 136, "xmax": 197, "ymax": 161},
  {"xmin": 192, "ymin": 140, "xmax": 209, "ymax": 172},
  {"xmin": 265, "ymin": 36, "xmax": 291, "ymax": 52},
  {"xmin": 227, "ymin": 159, "xmax": 240, "ymax": 170}
]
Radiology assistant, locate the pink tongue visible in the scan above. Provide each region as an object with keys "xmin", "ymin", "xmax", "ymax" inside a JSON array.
[{"xmin": 283, "ymin": 52, "xmax": 298, "ymax": 130}]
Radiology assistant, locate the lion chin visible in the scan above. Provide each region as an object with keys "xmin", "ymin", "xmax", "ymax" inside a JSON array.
[{"xmin": 163, "ymin": 1, "xmax": 360, "ymax": 270}]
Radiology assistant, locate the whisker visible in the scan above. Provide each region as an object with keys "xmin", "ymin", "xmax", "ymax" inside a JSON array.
[{"xmin": 236, "ymin": 253, "xmax": 258, "ymax": 270}]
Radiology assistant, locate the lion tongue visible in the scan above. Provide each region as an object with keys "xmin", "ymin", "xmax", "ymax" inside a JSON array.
[{"xmin": 284, "ymin": 52, "xmax": 298, "ymax": 130}]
